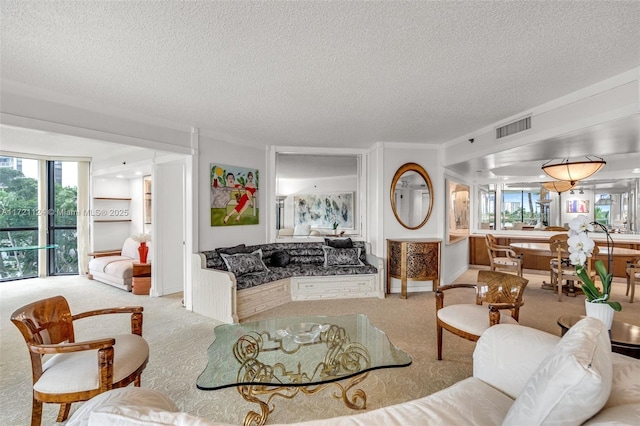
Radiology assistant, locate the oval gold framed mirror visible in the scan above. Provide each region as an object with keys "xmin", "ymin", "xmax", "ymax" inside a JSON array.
[{"xmin": 390, "ymin": 162, "xmax": 434, "ymax": 229}]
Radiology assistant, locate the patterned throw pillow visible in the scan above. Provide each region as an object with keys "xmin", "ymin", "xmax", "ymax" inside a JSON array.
[
  {"xmin": 220, "ymin": 249, "xmax": 269, "ymax": 276},
  {"xmin": 322, "ymin": 246, "xmax": 364, "ymax": 267}
]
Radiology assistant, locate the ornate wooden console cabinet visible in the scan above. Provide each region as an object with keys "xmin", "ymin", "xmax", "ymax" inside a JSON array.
[{"xmin": 387, "ymin": 238, "xmax": 441, "ymax": 298}]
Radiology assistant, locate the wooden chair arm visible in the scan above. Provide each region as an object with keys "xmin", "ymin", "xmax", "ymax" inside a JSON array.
[
  {"xmin": 436, "ymin": 283, "xmax": 476, "ymax": 310},
  {"xmin": 30, "ymin": 338, "xmax": 116, "ymax": 355},
  {"xmin": 488, "ymin": 301, "xmax": 524, "ymax": 311},
  {"xmin": 490, "ymin": 246, "xmax": 522, "ymax": 260},
  {"xmin": 72, "ymin": 306, "xmax": 144, "ymax": 336},
  {"xmin": 436, "ymin": 283, "xmax": 476, "ymax": 293}
]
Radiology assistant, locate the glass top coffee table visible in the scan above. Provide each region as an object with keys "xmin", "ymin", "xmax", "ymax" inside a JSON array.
[{"xmin": 197, "ymin": 314, "xmax": 412, "ymax": 425}]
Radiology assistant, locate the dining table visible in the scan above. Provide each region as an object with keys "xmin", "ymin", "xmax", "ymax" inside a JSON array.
[{"xmin": 510, "ymin": 242, "xmax": 640, "ymax": 296}]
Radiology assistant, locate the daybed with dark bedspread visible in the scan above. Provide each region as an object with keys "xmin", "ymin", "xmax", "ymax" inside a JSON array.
[{"xmin": 191, "ymin": 239, "xmax": 384, "ymax": 323}]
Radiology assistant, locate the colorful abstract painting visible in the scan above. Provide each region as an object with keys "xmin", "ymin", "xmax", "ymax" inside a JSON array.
[{"xmin": 293, "ymin": 193, "xmax": 354, "ymax": 230}]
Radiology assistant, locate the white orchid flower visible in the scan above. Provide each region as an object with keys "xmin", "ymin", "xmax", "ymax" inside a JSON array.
[
  {"xmin": 569, "ymin": 251, "xmax": 587, "ymax": 266},
  {"xmin": 568, "ymin": 215, "xmax": 594, "ymax": 234},
  {"xmin": 567, "ymin": 232, "xmax": 595, "ymax": 256}
]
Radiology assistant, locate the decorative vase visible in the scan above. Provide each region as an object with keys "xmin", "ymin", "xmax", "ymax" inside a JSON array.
[
  {"xmin": 584, "ymin": 300, "xmax": 614, "ymax": 330},
  {"xmin": 138, "ymin": 242, "xmax": 149, "ymax": 264}
]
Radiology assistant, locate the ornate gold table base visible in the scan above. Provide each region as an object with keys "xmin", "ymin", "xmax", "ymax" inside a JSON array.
[
  {"xmin": 234, "ymin": 326, "xmax": 371, "ymax": 426},
  {"xmin": 238, "ymin": 372, "xmax": 369, "ymax": 426}
]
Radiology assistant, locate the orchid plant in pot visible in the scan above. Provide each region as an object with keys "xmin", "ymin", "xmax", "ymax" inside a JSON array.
[{"xmin": 567, "ymin": 215, "xmax": 621, "ymax": 328}]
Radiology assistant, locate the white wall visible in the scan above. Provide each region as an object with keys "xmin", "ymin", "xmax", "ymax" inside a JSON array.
[
  {"xmin": 197, "ymin": 135, "xmax": 266, "ymax": 251},
  {"xmin": 376, "ymin": 143, "xmax": 452, "ymax": 293}
]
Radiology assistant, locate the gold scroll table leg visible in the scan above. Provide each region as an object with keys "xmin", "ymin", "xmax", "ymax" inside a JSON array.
[{"xmin": 238, "ymin": 372, "xmax": 369, "ymax": 426}]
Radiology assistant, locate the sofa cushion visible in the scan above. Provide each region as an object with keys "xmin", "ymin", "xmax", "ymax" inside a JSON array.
[
  {"xmin": 582, "ymin": 403, "xmax": 640, "ymax": 425},
  {"xmin": 603, "ymin": 352, "xmax": 640, "ymax": 409},
  {"xmin": 282, "ymin": 377, "xmax": 513, "ymax": 426},
  {"xmin": 324, "ymin": 237, "xmax": 354, "ymax": 248},
  {"xmin": 220, "ymin": 249, "xmax": 269, "ymax": 277},
  {"xmin": 322, "ymin": 246, "xmax": 364, "ymax": 267},
  {"xmin": 503, "ymin": 317, "xmax": 613, "ymax": 426},
  {"xmin": 271, "ymin": 250, "xmax": 291, "ymax": 267},
  {"xmin": 89, "ymin": 405, "xmax": 225, "ymax": 426},
  {"xmin": 89, "ymin": 256, "xmax": 133, "ymax": 277},
  {"xmin": 66, "ymin": 387, "xmax": 178, "ymax": 426}
]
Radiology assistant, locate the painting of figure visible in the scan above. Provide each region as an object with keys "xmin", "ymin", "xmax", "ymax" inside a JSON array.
[{"xmin": 210, "ymin": 164, "xmax": 259, "ymax": 226}]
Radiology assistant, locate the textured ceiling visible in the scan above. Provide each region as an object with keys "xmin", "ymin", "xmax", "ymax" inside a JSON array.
[{"xmin": 2, "ymin": 1, "xmax": 639, "ymax": 151}]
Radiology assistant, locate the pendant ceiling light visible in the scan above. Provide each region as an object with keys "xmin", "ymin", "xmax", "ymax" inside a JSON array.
[
  {"xmin": 541, "ymin": 181, "xmax": 576, "ymax": 194},
  {"xmin": 541, "ymin": 156, "xmax": 606, "ymax": 184}
]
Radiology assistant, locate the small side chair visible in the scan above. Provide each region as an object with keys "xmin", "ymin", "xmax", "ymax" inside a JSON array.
[
  {"xmin": 485, "ymin": 234, "xmax": 524, "ymax": 277},
  {"xmin": 436, "ymin": 270, "xmax": 528, "ymax": 360},
  {"xmin": 11, "ymin": 295, "xmax": 149, "ymax": 426}
]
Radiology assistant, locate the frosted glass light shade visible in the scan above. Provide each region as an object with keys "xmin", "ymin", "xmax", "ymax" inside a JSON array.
[
  {"xmin": 542, "ymin": 159, "xmax": 605, "ymax": 183},
  {"xmin": 541, "ymin": 181, "xmax": 576, "ymax": 194}
]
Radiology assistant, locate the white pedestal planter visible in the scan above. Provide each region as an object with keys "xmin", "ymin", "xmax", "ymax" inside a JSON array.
[{"xmin": 585, "ymin": 300, "xmax": 614, "ymax": 330}]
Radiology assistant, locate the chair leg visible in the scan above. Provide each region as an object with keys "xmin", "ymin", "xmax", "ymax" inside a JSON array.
[
  {"xmin": 135, "ymin": 373, "xmax": 142, "ymax": 387},
  {"xmin": 31, "ymin": 398, "xmax": 42, "ymax": 426},
  {"xmin": 56, "ymin": 403, "xmax": 71, "ymax": 422},
  {"xmin": 558, "ymin": 278, "xmax": 563, "ymax": 302},
  {"xmin": 437, "ymin": 324, "xmax": 443, "ymax": 360},
  {"xmin": 631, "ymin": 281, "xmax": 636, "ymax": 303}
]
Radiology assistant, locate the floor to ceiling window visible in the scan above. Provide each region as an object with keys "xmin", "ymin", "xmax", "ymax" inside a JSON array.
[
  {"xmin": 47, "ymin": 160, "xmax": 79, "ymax": 275},
  {"xmin": 0, "ymin": 157, "xmax": 78, "ymax": 281}
]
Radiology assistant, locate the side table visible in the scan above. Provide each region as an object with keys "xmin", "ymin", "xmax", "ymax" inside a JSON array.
[
  {"xmin": 132, "ymin": 262, "xmax": 151, "ymax": 295},
  {"xmin": 386, "ymin": 238, "xmax": 441, "ymax": 299},
  {"xmin": 557, "ymin": 315, "xmax": 640, "ymax": 359}
]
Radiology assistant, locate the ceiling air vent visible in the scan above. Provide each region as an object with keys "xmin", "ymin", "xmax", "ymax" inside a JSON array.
[{"xmin": 496, "ymin": 116, "xmax": 531, "ymax": 139}]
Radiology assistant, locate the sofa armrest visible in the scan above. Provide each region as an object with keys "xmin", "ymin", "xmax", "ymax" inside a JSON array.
[
  {"xmin": 473, "ymin": 324, "xmax": 560, "ymax": 399},
  {"xmin": 365, "ymin": 247, "xmax": 385, "ymax": 299},
  {"xmin": 88, "ymin": 250, "xmax": 122, "ymax": 258},
  {"xmin": 191, "ymin": 253, "xmax": 238, "ymax": 323}
]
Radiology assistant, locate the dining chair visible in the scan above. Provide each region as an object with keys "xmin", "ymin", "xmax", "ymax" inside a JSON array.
[
  {"xmin": 626, "ymin": 260, "xmax": 639, "ymax": 303},
  {"xmin": 549, "ymin": 234, "xmax": 598, "ymax": 301},
  {"xmin": 11, "ymin": 295, "xmax": 149, "ymax": 426},
  {"xmin": 435, "ymin": 270, "xmax": 528, "ymax": 360},
  {"xmin": 485, "ymin": 234, "xmax": 523, "ymax": 277}
]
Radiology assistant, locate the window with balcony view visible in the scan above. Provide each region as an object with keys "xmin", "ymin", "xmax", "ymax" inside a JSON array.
[{"xmin": 0, "ymin": 157, "xmax": 78, "ymax": 281}]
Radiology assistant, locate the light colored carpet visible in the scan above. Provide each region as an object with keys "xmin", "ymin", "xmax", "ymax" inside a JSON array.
[{"xmin": 1, "ymin": 268, "xmax": 638, "ymax": 425}]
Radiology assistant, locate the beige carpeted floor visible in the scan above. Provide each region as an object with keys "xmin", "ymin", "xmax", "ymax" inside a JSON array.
[{"xmin": 1, "ymin": 268, "xmax": 638, "ymax": 425}]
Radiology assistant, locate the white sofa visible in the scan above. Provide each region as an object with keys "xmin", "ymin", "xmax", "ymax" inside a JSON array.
[
  {"xmin": 88, "ymin": 238, "xmax": 152, "ymax": 292},
  {"xmin": 66, "ymin": 317, "xmax": 640, "ymax": 425}
]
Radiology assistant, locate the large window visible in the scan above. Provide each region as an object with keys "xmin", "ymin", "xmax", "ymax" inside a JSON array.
[
  {"xmin": 478, "ymin": 184, "xmax": 496, "ymax": 230},
  {"xmin": 0, "ymin": 157, "xmax": 78, "ymax": 281},
  {"xmin": 501, "ymin": 188, "xmax": 542, "ymax": 229},
  {"xmin": 48, "ymin": 161, "xmax": 78, "ymax": 275}
]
